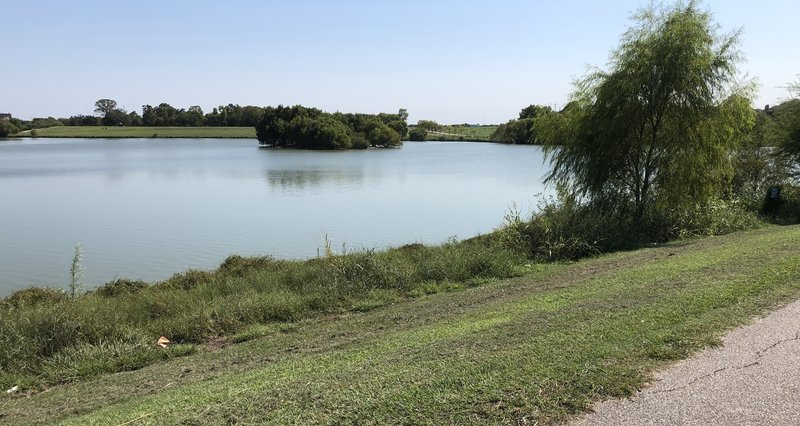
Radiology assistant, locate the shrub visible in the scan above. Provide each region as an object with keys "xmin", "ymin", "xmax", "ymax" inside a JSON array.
[
  {"xmin": 350, "ymin": 133, "xmax": 370, "ymax": 149},
  {"xmin": 494, "ymin": 191, "xmax": 764, "ymax": 262},
  {"xmin": 0, "ymin": 120, "xmax": 19, "ymax": 137},
  {"xmin": 159, "ymin": 269, "xmax": 216, "ymax": 290},
  {"xmin": 2, "ymin": 287, "xmax": 66, "ymax": 309},
  {"xmin": 408, "ymin": 127, "xmax": 427, "ymax": 141},
  {"xmin": 773, "ymin": 184, "xmax": 800, "ymax": 224},
  {"xmin": 495, "ymin": 194, "xmax": 621, "ymax": 261},
  {"xmin": 219, "ymin": 254, "xmax": 286, "ymax": 277},
  {"xmin": 94, "ymin": 278, "xmax": 149, "ymax": 298},
  {"xmin": 669, "ymin": 199, "xmax": 762, "ymax": 238}
]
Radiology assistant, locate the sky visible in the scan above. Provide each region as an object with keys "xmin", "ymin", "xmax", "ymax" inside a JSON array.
[{"xmin": 2, "ymin": 0, "xmax": 798, "ymax": 124}]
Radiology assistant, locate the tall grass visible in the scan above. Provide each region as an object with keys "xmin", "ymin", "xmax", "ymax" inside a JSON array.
[
  {"xmin": 69, "ymin": 244, "xmax": 84, "ymax": 299},
  {"xmin": 0, "ymin": 239, "xmax": 524, "ymax": 390}
]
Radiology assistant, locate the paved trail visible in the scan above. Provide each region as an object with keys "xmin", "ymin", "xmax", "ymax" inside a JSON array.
[{"xmin": 573, "ymin": 299, "xmax": 800, "ymax": 425}]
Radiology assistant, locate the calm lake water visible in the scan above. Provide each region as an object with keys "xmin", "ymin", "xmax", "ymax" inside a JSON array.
[{"xmin": 0, "ymin": 138, "xmax": 550, "ymax": 295}]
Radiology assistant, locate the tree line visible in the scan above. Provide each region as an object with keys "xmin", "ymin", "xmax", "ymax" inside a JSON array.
[
  {"xmin": 87, "ymin": 100, "xmax": 269, "ymax": 127},
  {"xmin": 255, "ymin": 105, "xmax": 407, "ymax": 149},
  {"xmin": 0, "ymin": 101, "xmax": 412, "ymax": 149},
  {"xmin": 0, "ymin": 101, "xmax": 273, "ymax": 134}
]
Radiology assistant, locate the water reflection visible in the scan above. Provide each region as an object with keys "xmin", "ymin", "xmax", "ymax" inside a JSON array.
[{"xmin": 265, "ymin": 168, "xmax": 365, "ymax": 192}]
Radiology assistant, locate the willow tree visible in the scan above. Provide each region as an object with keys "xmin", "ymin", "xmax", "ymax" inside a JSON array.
[{"xmin": 540, "ymin": 1, "xmax": 754, "ymax": 220}]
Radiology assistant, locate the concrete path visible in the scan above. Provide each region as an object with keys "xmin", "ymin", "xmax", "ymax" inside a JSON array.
[{"xmin": 573, "ymin": 299, "xmax": 800, "ymax": 425}]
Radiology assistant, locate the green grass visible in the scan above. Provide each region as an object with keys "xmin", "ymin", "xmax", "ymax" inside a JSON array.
[
  {"xmin": 16, "ymin": 126, "xmax": 256, "ymax": 138},
  {"xmin": 427, "ymin": 125, "xmax": 498, "ymax": 141},
  {"xmin": 2, "ymin": 226, "xmax": 799, "ymax": 424},
  {"xmin": 0, "ymin": 241, "xmax": 525, "ymax": 391}
]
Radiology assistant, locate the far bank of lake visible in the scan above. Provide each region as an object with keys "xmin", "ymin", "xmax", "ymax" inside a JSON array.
[
  {"xmin": 13, "ymin": 125, "xmax": 500, "ymax": 142},
  {"xmin": 15, "ymin": 126, "xmax": 256, "ymax": 138},
  {"xmin": 0, "ymin": 139, "xmax": 550, "ymax": 295}
]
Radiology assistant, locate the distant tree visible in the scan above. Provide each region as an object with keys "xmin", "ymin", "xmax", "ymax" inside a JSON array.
[
  {"xmin": 491, "ymin": 118, "xmax": 540, "ymax": 144},
  {"xmin": 256, "ymin": 105, "xmax": 322, "ymax": 147},
  {"xmin": 377, "ymin": 110, "xmax": 409, "ymax": 139},
  {"xmin": 204, "ymin": 108, "xmax": 226, "ymax": 127},
  {"xmin": 0, "ymin": 120, "xmax": 19, "ymax": 137},
  {"xmin": 732, "ymin": 109, "xmax": 788, "ymax": 195},
  {"xmin": 141, "ymin": 105, "xmax": 156, "ymax": 126},
  {"xmin": 385, "ymin": 120, "xmax": 407, "ymax": 139},
  {"xmin": 9, "ymin": 118, "xmax": 27, "ymax": 131},
  {"xmin": 102, "ymin": 108, "xmax": 129, "ymax": 126},
  {"xmin": 408, "ymin": 127, "xmax": 427, "ymax": 141},
  {"xmin": 141, "ymin": 103, "xmax": 180, "ymax": 126},
  {"xmin": 94, "ymin": 99, "xmax": 118, "ymax": 116},
  {"xmin": 492, "ymin": 105, "xmax": 553, "ymax": 143},
  {"xmin": 416, "ymin": 120, "xmax": 441, "ymax": 132},
  {"xmin": 214, "ymin": 104, "xmax": 264, "ymax": 126},
  {"xmin": 296, "ymin": 115, "xmax": 352, "ymax": 149},
  {"xmin": 176, "ymin": 106, "xmax": 204, "ymax": 126},
  {"xmin": 773, "ymin": 96, "xmax": 800, "ymax": 178},
  {"xmin": 488, "ymin": 123, "xmax": 506, "ymax": 142},
  {"xmin": 216, "ymin": 104, "xmax": 238, "ymax": 126},
  {"xmin": 539, "ymin": 1, "xmax": 753, "ymax": 220},
  {"xmin": 154, "ymin": 103, "xmax": 178, "ymax": 126},
  {"xmin": 518, "ymin": 105, "xmax": 552, "ymax": 120},
  {"xmin": 239, "ymin": 106, "xmax": 265, "ymax": 127},
  {"xmin": 127, "ymin": 111, "xmax": 143, "ymax": 126},
  {"xmin": 67, "ymin": 115, "xmax": 102, "ymax": 126},
  {"xmin": 29, "ymin": 117, "xmax": 64, "ymax": 129},
  {"xmin": 365, "ymin": 120, "xmax": 401, "ymax": 147}
]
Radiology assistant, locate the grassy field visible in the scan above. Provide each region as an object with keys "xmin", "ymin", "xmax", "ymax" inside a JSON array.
[
  {"xmin": 2, "ymin": 225, "xmax": 800, "ymax": 424},
  {"xmin": 16, "ymin": 126, "xmax": 256, "ymax": 138},
  {"xmin": 427, "ymin": 125, "xmax": 498, "ymax": 141}
]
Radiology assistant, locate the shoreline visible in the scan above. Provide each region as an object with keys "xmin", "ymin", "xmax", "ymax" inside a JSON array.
[
  {"xmin": 12, "ymin": 126, "xmax": 257, "ymax": 139},
  {"xmin": 9, "ymin": 126, "xmax": 514, "ymax": 144}
]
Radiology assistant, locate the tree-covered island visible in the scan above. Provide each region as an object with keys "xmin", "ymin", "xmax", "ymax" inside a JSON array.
[{"xmin": 255, "ymin": 105, "xmax": 408, "ymax": 149}]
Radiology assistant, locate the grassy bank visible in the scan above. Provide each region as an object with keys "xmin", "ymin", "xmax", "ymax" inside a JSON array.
[
  {"xmin": 2, "ymin": 225, "xmax": 800, "ymax": 424},
  {"xmin": 0, "ymin": 239, "xmax": 525, "ymax": 391},
  {"xmin": 427, "ymin": 125, "xmax": 497, "ymax": 141},
  {"xmin": 15, "ymin": 126, "xmax": 256, "ymax": 138}
]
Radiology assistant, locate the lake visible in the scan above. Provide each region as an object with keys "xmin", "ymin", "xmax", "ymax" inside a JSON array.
[{"xmin": 0, "ymin": 138, "xmax": 550, "ymax": 295}]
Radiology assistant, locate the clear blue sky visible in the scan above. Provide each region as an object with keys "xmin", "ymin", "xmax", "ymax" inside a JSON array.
[{"xmin": 3, "ymin": 0, "xmax": 798, "ymax": 123}]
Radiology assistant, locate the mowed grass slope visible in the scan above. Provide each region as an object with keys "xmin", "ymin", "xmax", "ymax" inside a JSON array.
[
  {"xmin": 17, "ymin": 126, "xmax": 256, "ymax": 138},
  {"xmin": 427, "ymin": 125, "xmax": 498, "ymax": 141},
  {"xmin": 3, "ymin": 226, "xmax": 800, "ymax": 424}
]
